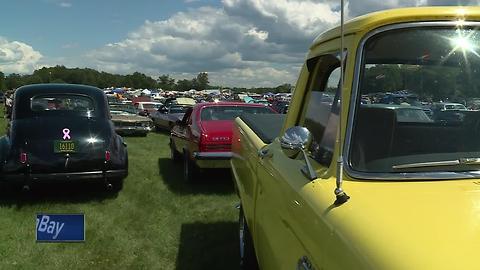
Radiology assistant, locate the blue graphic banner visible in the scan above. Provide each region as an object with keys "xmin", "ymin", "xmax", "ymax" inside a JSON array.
[{"xmin": 36, "ymin": 214, "xmax": 85, "ymax": 242}]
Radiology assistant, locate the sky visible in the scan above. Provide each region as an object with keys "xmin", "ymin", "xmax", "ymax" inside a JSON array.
[{"xmin": 1, "ymin": 0, "xmax": 480, "ymax": 87}]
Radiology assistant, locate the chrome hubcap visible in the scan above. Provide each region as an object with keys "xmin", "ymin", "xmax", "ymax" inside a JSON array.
[{"xmin": 239, "ymin": 214, "xmax": 245, "ymax": 261}]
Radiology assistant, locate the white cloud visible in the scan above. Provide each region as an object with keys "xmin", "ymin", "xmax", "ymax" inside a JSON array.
[
  {"xmin": 247, "ymin": 27, "xmax": 268, "ymax": 41},
  {"xmin": 87, "ymin": 1, "xmax": 340, "ymax": 86},
  {"xmin": 84, "ymin": 0, "xmax": 480, "ymax": 87},
  {"xmin": 0, "ymin": 37, "xmax": 42, "ymax": 74},
  {"xmin": 209, "ymin": 66, "xmax": 299, "ymax": 88}
]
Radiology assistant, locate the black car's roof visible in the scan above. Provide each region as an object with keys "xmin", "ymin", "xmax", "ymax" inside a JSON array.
[
  {"xmin": 13, "ymin": 84, "xmax": 109, "ymax": 119},
  {"xmin": 15, "ymin": 84, "xmax": 105, "ymax": 98}
]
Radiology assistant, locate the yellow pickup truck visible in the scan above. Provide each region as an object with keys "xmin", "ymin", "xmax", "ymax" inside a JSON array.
[{"xmin": 231, "ymin": 6, "xmax": 480, "ymax": 270}]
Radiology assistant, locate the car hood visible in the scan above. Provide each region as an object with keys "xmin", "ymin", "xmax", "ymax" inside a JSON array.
[
  {"xmin": 112, "ymin": 114, "xmax": 152, "ymax": 122},
  {"xmin": 300, "ymin": 177, "xmax": 480, "ymax": 269},
  {"xmin": 169, "ymin": 113, "xmax": 185, "ymax": 120},
  {"xmin": 200, "ymin": 120, "xmax": 233, "ymax": 142}
]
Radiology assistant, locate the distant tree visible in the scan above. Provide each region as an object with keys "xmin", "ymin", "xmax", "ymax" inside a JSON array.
[
  {"xmin": 51, "ymin": 78, "xmax": 66, "ymax": 83},
  {"xmin": 33, "ymin": 67, "xmax": 51, "ymax": 83},
  {"xmin": 157, "ymin": 74, "xmax": 176, "ymax": 91},
  {"xmin": 195, "ymin": 72, "xmax": 209, "ymax": 90},
  {"xmin": 123, "ymin": 72, "xmax": 157, "ymax": 89},
  {"xmin": 24, "ymin": 75, "xmax": 43, "ymax": 85},
  {"xmin": 176, "ymin": 79, "xmax": 193, "ymax": 91},
  {"xmin": 275, "ymin": 83, "xmax": 292, "ymax": 93},
  {"xmin": 5, "ymin": 73, "xmax": 23, "ymax": 89},
  {"xmin": 0, "ymin": 71, "xmax": 5, "ymax": 91}
]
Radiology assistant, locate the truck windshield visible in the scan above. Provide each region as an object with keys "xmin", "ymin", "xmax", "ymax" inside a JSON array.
[{"xmin": 350, "ymin": 26, "xmax": 480, "ymax": 174}]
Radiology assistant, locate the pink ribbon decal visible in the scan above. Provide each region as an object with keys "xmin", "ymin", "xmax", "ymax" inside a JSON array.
[{"xmin": 62, "ymin": 128, "xmax": 71, "ymax": 140}]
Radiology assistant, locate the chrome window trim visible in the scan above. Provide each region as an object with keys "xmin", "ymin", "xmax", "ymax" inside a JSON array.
[{"xmin": 343, "ymin": 21, "xmax": 480, "ymax": 180}]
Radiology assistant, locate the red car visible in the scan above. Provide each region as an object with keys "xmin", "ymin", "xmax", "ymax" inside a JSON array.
[{"xmin": 170, "ymin": 102, "xmax": 276, "ymax": 181}]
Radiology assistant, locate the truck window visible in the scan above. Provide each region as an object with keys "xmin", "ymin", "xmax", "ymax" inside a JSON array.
[
  {"xmin": 302, "ymin": 54, "xmax": 341, "ymax": 166},
  {"xmin": 351, "ymin": 26, "xmax": 480, "ymax": 174}
]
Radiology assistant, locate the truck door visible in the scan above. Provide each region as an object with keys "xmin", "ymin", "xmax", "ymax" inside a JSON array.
[
  {"xmin": 231, "ymin": 120, "xmax": 263, "ymax": 229},
  {"xmin": 254, "ymin": 54, "xmax": 342, "ymax": 270}
]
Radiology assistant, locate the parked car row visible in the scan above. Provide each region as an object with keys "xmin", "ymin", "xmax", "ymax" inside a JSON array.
[{"xmin": 109, "ymin": 103, "xmax": 152, "ymax": 136}]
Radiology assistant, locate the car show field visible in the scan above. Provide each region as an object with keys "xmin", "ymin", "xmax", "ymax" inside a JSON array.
[{"xmin": 0, "ymin": 110, "xmax": 239, "ymax": 269}]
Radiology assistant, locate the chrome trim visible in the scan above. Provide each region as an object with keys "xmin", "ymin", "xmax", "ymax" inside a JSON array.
[
  {"xmin": 193, "ymin": 151, "xmax": 233, "ymax": 160},
  {"xmin": 392, "ymin": 160, "xmax": 461, "ymax": 169},
  {"xmin": 344, "ymin": 21, "xmax": 480, "ymax": 181},
  {"xmin": 115, "ymin": 127, "xmax": 150, "ymax": 131}
]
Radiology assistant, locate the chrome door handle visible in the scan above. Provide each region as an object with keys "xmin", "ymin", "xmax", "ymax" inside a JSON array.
[{"xmin": 297, "ymin": 256, "xmax": 314, "ymax": 270}]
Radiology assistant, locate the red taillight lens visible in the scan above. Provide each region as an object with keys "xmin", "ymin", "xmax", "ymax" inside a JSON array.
[
  {"xmin": 105, "ymin": 151, "xmax": 111, "ymax": 161},
  {"xmin": 199, "ymin": 133, "xmax": 207, "ymax": 152},
  {"xmin": 20, "ymin": 152, "xmax": 27, "ymax": 164}
]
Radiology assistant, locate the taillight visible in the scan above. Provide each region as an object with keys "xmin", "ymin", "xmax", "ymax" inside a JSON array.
[
  {"xmin": 20, "ymin": 152, "xmax": 27, "ymax": 164},
  {"xmin": 199, "ymin": 133, "xmax": 207, "ymax": 152},
  {"xmin": 105, "ymin": 151, "xmax": 111, "ymax": 161}
]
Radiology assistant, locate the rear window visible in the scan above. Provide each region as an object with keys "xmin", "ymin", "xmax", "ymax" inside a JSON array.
[
  {"xmin": 200, "ymin": 105, "xmax": 273, "ymax": 121},
  {"xmin": 141, "ymin": 104, "xmax": 156, "ymax": 109},
  {"xmin": 395, "ymin": 108, "xmax": 432, "ymax": 123},
  {"xmin": 31, "ymin": 95, "xmax": 96, "ymax": 117}
]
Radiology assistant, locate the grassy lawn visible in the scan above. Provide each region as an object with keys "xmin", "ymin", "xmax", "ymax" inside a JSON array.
[{"xmin": 0, "ymin": 112, "xmax": 239, "ymax": 269}]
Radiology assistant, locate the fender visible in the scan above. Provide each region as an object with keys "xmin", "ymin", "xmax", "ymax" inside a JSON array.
[{"xmin": 0, "ymin": 135, "xmax": 11, "ymax": 173}]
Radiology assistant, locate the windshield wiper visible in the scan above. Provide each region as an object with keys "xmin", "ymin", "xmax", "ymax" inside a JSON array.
[{"xmin": 392, "ymin": 158, "xmax": 480, "ymax": 169}]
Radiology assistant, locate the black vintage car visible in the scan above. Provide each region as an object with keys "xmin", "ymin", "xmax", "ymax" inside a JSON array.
[{"xmin": 0, "ymin": 84, "xmax": 128, "ymax": 191}]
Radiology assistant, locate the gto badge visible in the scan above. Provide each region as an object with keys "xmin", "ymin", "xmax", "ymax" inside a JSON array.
[
  {"xmin": 212, "ymin": 136, "xmax": 230, "ymax": 141},
  {"xmin": 62, "ymin": 128, "xmax": 71, "ymax": 140}
]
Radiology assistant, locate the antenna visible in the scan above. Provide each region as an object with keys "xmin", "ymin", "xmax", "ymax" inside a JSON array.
[{"xmin": 334, "ymin": 0, "xmax": 350, "ymax": 205}]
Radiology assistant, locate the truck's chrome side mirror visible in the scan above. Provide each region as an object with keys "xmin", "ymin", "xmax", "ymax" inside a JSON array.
[
  {"xmin": 280, "ymin": 126, "xmax": 312, "ymax": 158},
  {"xmin": 280, "ymin": 126, "xmax": 317, "ymax": 180}
]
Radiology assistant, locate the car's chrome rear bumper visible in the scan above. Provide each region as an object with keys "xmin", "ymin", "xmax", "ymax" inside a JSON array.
[
  {"xmin": 115, "ymin": 127, "xmax": 150, "ymax": 135},
  {"xmin": 193, "ymin": 152, "xmax": 233, "ymax": 159},
  {"xmin": 2, "ymin": 169, "xmax": 128, "ymax": 182},
  {"xmin": 193, "ymin": 152, "xmax": 233, "ymax": 169}
]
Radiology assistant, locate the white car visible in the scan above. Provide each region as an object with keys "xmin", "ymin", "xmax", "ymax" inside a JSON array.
[
  {"xmin": 434, "ymin": 102, "xmax": 467, "ymax": 111},
  {"xmin": 134, "ymin": 101, "xmax": 163, "ymax": 116}
]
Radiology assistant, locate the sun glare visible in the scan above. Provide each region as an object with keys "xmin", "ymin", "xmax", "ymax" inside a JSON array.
[
  {"xmin": 452, "ymin": 36, "xmax": 474, "ymax": 52},
  {"xmin": 448, "ymin": 29, "xmax": 480, "ymax": 57}
]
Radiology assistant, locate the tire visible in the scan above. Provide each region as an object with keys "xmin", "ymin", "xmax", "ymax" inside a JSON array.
[
  {"xmin": 170, "ymin": 139, "xmax": 180, "ymax": 162},
  {"xmin": 239, "ymin": 207, "xmax": 259, "ymax": 270},
  {"xmin": 183, "ymin": 150, "xmax": 198, "ymax": 182}
]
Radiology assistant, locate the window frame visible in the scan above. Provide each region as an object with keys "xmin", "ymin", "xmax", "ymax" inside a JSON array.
[
  {"xmin": 344, "ymin": 21, "xmax": 480, "ymax": 181},
  {"xmin": 300, "ymin": 52, "xmax": 342, "ymax": 167}
]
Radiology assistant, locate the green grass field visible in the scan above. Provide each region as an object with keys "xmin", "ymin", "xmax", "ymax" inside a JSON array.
[{"xmin": 0, "ymin": 113, "xmax": 239, "ymax": 269}]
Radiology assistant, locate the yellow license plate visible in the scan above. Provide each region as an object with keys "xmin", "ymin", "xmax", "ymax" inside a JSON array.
[{"xmin": 54, "ymin": 140, "xmax": 77, "ymax": 153}]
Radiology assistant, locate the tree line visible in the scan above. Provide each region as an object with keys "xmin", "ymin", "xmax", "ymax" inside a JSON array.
[{"xmin": 0, "ymin": 66, "xmax": 292, "ymax": 93}]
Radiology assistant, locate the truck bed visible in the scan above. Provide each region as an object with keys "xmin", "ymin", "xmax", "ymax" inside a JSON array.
[{"xmin": 239, "ymin": 113, "xmax": 286, "ymax": 144}]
